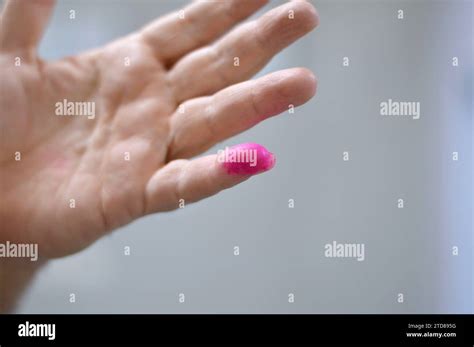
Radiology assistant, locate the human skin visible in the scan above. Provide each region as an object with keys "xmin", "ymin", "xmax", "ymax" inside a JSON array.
[{"xmin": 0, "ymin": 0, "xmax": 318, "ymax": 312}]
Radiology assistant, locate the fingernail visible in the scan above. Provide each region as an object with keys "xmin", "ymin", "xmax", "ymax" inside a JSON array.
[{"xmin": 217, "ymin": 143, "xmax": 276, "ymax": 175}]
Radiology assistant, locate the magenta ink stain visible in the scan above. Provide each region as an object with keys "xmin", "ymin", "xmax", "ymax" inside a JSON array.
[{"xmin": 219, "ymin": 143, "xmax": 276, "ymax": 175}]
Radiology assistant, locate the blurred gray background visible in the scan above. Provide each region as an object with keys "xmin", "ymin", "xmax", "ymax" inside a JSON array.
[{"xmin": 9, "ymin": 0, "xmax": 473, "ymax": 313}]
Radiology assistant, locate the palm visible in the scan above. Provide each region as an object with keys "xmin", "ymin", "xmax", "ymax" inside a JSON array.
[
  {"xmin": 0, "ymin": 0, "xmax": 318, "ymax": 258},
  {"xmin": 1, "ymin": 35, "xmax": 174, "ymax": 256}
]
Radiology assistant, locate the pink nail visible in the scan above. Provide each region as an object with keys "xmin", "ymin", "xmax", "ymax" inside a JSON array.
[{"xmin": 217, "ymin": 143, "xmax": 276, "ymax": 175}]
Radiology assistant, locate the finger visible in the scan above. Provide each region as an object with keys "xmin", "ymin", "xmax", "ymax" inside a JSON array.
[
  {"xmin": 168, "ymin": 68, "xmax": 316, "ymax": 160},
  {"xmin": 141, "ymin": 0, "xmax": 268, "ymax": 66},
  {"xmin": 168, "ymin": 0, "xmax": 318, "ymax": 103},
  {"xmin": 0, "ymin": 0, "xmax": 55, "ymax": 54},
  {"xmin": 145, "ymin": 143, "xmax": 275, "ymax": 213}
]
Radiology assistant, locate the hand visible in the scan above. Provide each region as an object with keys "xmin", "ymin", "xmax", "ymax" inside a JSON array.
[{"xmin": 0, "ymin": 0, "xmax": 318, "ymax": 309}]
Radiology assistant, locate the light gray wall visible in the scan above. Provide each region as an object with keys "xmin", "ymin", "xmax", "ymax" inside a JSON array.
[{"xmin": 8, "ymin": 0, "xmax": 473, "ymax": 313}]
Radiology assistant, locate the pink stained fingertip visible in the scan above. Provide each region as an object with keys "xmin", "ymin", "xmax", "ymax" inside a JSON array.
[{"xmin": 218, "ymin": 143, "xmax": 276, "ymax": 175}]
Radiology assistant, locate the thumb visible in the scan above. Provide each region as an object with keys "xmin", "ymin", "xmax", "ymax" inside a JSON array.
[{"xmin": 0, "ymin": 0, "xmax": 56, "ymax": 55}]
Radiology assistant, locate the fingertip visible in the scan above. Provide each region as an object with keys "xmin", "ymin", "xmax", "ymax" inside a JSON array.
[
  {"xmin": 217, "ymin": 143, "xmax": 276, "ymax": 176},
  {"xmin": 290, "ymin": 0, "xmax": 320, "ymax": 31},
  {"xmin": 272, "ymin": 68, "xmax": 317, "ymax": 106},
  {"xmin": 292, "ymin": 67, "xmax": 318, "ymax": 101}
]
